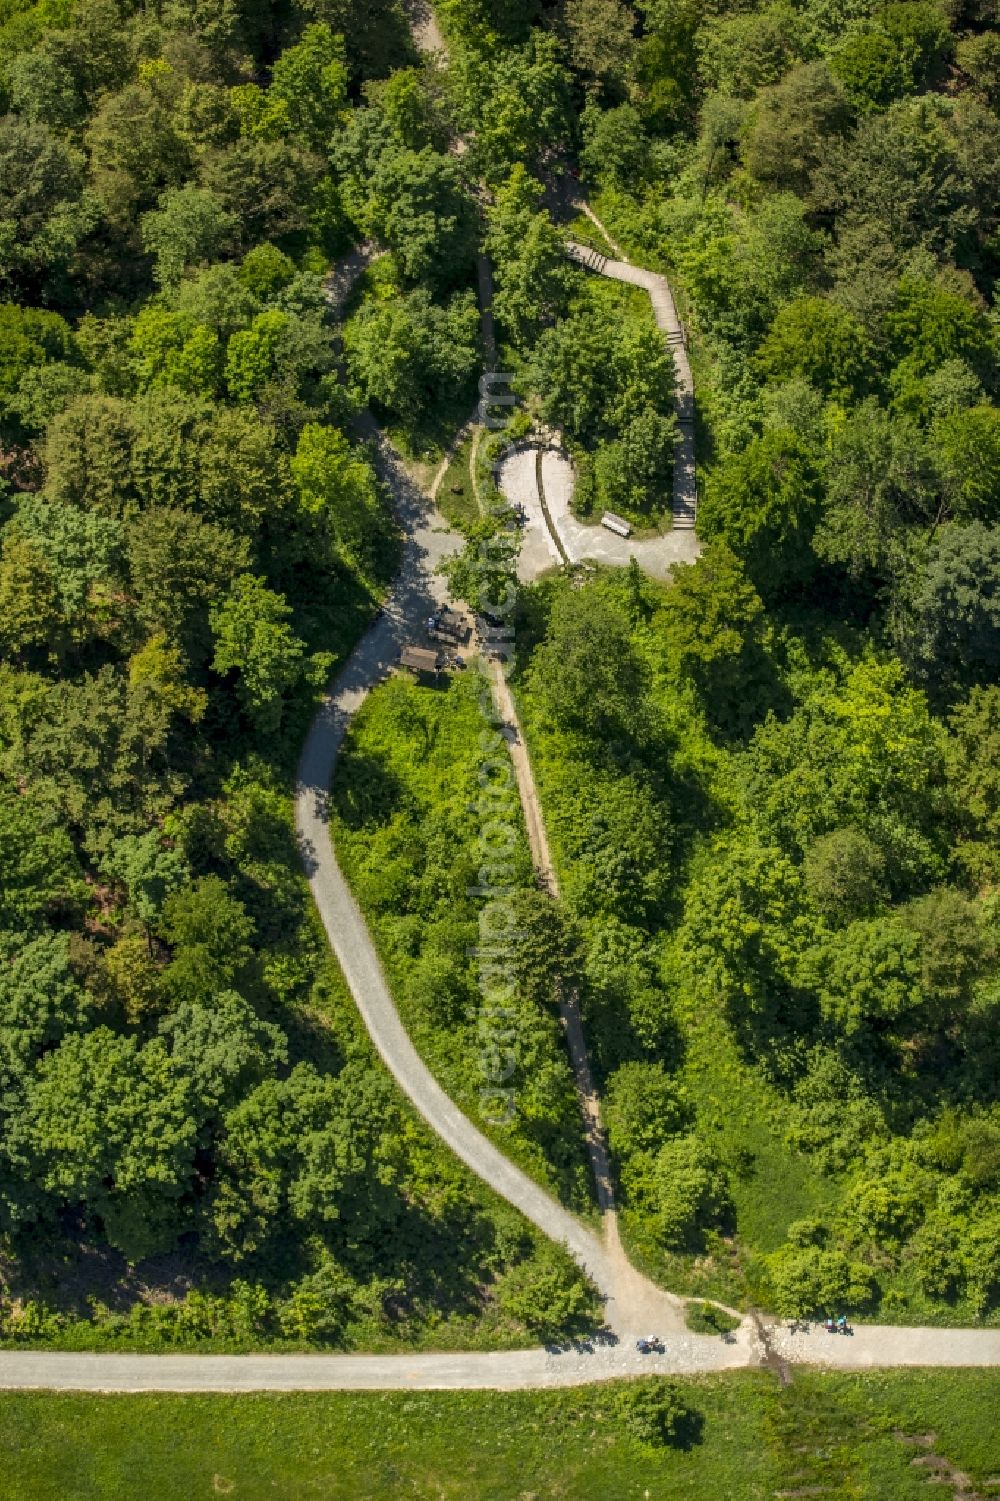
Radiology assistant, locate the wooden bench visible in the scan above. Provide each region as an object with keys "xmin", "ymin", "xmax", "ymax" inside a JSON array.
[{"xmin": 601, "ymin": 511, "xmax": 632, "ymax": 538}]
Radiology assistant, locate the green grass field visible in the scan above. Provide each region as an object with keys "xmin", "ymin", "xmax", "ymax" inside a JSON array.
[
  {"xmin": 1, "ymin": 1370, "xmax": 998, "ymax": 1500},
  {"xmin": 435, "ymin": 430, "xmax": 480, "ymax": 532}
]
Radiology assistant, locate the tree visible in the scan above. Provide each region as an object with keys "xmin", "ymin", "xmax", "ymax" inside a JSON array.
[
  {"xmin": 741, "ymin": 658, "xmax": 948, "ymax": 877},
  {"xmin": 371, "ymin": 68, "xmax": 442, "ymax": 151},
  {"xmin": 945, "ymin": 686, "xmax": 1000, "ymax": 881},
  {"xmin": 898, "ymin": 886, "xmax": 989, "ymax": 1027},
  {"xmin": 604, "ymin": 1060, "xmax": 688, "ymax": 1158},
  {"xmin": 593, "ymin": 409, "xmax": 677, "ymax": 519},
  {"xmin": 830, "ymin": 2, "xmax": 952, "ymax": 113},
  {"xmin": 557, "ymin": 0, "xmax": 637, "ymax": 100},
  {"xmin": 766, "ymin": 1243, "xmax": 875, "ymax": 1318},
  {"xmin": 956, "ymin": 30, "xmax": 1000, "ymax": 107},
  {"xmin": 344, "ymin": 288, "xmax": 479, "ymax": 423},
  {"xmin": 811, "ymin": 916, "xmax": 924, "ymax": 1039},
  {"xmin": 803, "ymin": 829, "xmax": 887, "ymax": 924},
  {"xmin": 698, "ymin": 8, "xmax": 802, "ymax": 97},
  {"xmin": 201, "ymin": 136, "xmax": 325, "ymax": 246},
  {"xmin": 439, "ymin": 512, "xmax": 520, "ymax": 617},
  {"xmin": 905, "ymin": 523, "xmax": 1000, "ymax": 688},
  {"xmin": 238, "ymin": 242, "xmax": 296, "ymax": 299},
  {"xmin": 493, "ymin": 1241, "xmax": 595, "ymax": 1336},
  {"xmin": 0, "ymin": 930, "xmax": 89, "ymax": 1093},
  {"xmin": 681, "ymin": 835, "xmax": 813, "ymax": 1031},
  {"xmin": 530, "ymin": 587, "xmax": 647, "ymax": 740},
  {"xmin": 0, "ymin": 117, "xmax": 95, "ymax": 289},
  {"xmin": 814, "ymin": 98, "xmax": 992, "ymax": 295},
  {"xmin": 698, "ymin": 429, "xmax": 824, "ymax": 599},
  {"xmin": 102, "ymin": 831, "xmax": 191, "ymax": 930},
  {"xmin": 527, "ymin": 300, "xmax": 674, "ymax": 449},
  {"xmin": 196, "ymin": 406, "xmax": 293, "ymax": 532},
  {"xmin": 7, "ymin": 1027, "xmax": 197, "ymax": 1262},
  {"xmin": 624, "ymin": 1134, "xmax": 730, "ymax": 1249},
  {"xmin": 290, "ymin": 422, "xmax": 381, "ymax": 555},
  {"xmin": 580, "ymin": 104, "xmax": 649, "ymax": 188},
  {"xmin": 158, "ymin": 990, "xmax": 285, "ymax": 1115},
  {"xmin": 655, "ymin": 542, "xmax": 765, "ymax": 727},
  {"xmin": 267, "ymin": 23, "xmax": 348, "ymax": 149},
  {"xmin": 886, "ymin": 277, "xmax": 994, "ymax": 384},
  {"xmin": 756, "ymin": 297, "xmax": 872, "ymax": 403},
  {"xmin": 631, "ymin": 0, "xmax": 701, "ymax": 133},
  {"xmin": 460, "ymin": 33, "xmax": 573, "ymax": 184},
  {"xmin": 9, "ymin": 491, "xmax": 121, "ymax": 625},
  {"xmin": 485, "ymin": 167, "xmax": 570, "ymax": 347},
  {"xmin": 210, "ymin": 574, "xmax": 305, "ymax": 730},
  {"xmin": 140, "ymin": 184, "xmax": 236, "ymax": 289},
  {"xmin": 206, "ymin": 1061, "xmax": 402, "ymax": 1262},
  {"xmin": 554, "ymin": 770, "xmax": 672, "ymax": 921},
  {"xmin": 0, "ymin": 304, "xmax": 76, "ymax": 431},
  {"xmin": 742, "ymin": 62, "xmax": 851, "ymax": 192},
  {"xmin": 127, "ymin": 506, "xmax": 250, "ymax": 659},
  {"xmin": 85, "ymin": 83, "xmax": 191, "ymax": 226},
  {"xmin": 0, "ymin": 535, "xmax": 63, "ymax": 660},
  {"xmin": 368, "ymin": 147, "xmax": 477, "ymax": 291},
  {"xmin": 813, "ymin": 401, "xmax": 934, "ymax": 578},
  {"xmin": 932, "ymin": 406, "xmax": 1000, "ymax": 523},
  {"xmin": 159, "ymin": 874, "xmax": 255, "ymax": 1002},
  {"xmin": 224, "ymin": 309, "xmax": 289, "ymax": 403},
  {"xmin": 613, "ymin": 1379, "xmax": 702, "ymax": 1449},
  {"xmin": 0, "ymin": 781, "xmax": 86, "ymax": 933},
  {"xmin": 42, "ymin": 395, "xmax": 137, "ymax": 516}
]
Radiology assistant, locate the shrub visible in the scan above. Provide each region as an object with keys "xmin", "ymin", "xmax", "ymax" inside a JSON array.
[
  {"xmin": 613, "ymin": 1378, "xmax": 703, "ymax": 1449},
  {"xmin": 684, "ymin": 1301, "xmax": 741, "ymax": 1335}
]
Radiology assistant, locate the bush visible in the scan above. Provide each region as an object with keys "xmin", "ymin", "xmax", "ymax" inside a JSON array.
[
  {"xmin": 684, "ymin": 1301, "xmax": 741, "ymax": 1335},
  {"xmin": 613, "ymin": 1378, "xmax": 703, "ymax": 1449},
  {"xmin": 493, "ymin": 1242, "xmax": 597, "ymax": 1337}
]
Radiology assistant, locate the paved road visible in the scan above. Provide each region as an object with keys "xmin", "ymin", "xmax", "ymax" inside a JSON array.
[
  {"xmin": 1, "ymin": 1323, "xmax": 997, "ymax": 1391},
  {"xmin": 0, "ymin": 1338, "xmax": 751, "ymax": 1392}
]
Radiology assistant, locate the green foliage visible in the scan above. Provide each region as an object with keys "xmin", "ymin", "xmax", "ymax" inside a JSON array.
[
  {"xmin": 742, "ymin": 62, "xmax": 851, "ymax": 191},
  {"xmin": 654, "ymin": 543, "xmax": 766, "ymax": 730},
  {"xmin": 766, "ymin": 1242, "xmax": 876, "ymax": 1317},
  {"xmin": 0, "ymin": 115, "xmax": 95, "ymax": 287},
  {"xmin": 623, "ymin": 1134, "xmax": 731, "ymax": 1251},
  {"xmin": 493, "ymin": 1240, "xmax": 597, "ymax": 1335},
  {"xmin": 613, "ymin": 1378, "xmax": 702, "ymax": 1449},
  {"xmin": 344, "ymin": 286, "xmax": 479, "ymax": 426},
  {"xmin": 529, "ymin": 585, "xmax": 646, "ymax": 740},
  {"xmin": 526, "ymin": 287, "xmax": 674, "ymax": 451},
  {"xmin": 698, "ymin": 429, "xmax": 824, "ymax": 599},
  {"xmin": 756, "ymin": 296, "xmax": 872, "ymax": 402},
  {"xmin": 803, "ymin": 828, "xmax": 887, "ymax": 923},
  {"xmin": 140, "ymin": 185, "xmax": 236, "ymax": 289},
  {"xmin": 903, "ymin": 523, "xmax": 1000, "ymax": 690},
  {"xmin": 830, "ymin": 3, "xmax": 952, "ymax": 112},
  {"xmin": 604, "ymin": 1061, "xmax": 689, "ymax": 1158},
  {"xmin": 210, "ymin": 575, "xmax": 305, "ymax": 730},
  {"xmin": 684, "ymin": 1301, "xmax": 740, "ymax": 1334},
  {"xmin": 485, "ymin": 166, "xmax": 570, "ymax": 347}
]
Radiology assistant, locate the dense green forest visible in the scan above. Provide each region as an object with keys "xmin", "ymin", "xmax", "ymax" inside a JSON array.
[
  {"xmin": 0, "ymin": 0, "xmax": 600, "ymax": 1347},
  {"xmin": 475, "ymin": 0, "xmax": 1000, "ymax": 1320},
  {"xmin": 0, "ymin": 0, "xmax": 998, "ymax": 1356}
]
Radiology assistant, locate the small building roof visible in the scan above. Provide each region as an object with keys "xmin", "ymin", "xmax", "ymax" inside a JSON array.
[{"xmin": 400, "ymin": 646, "xmax": 442, "ymax": 672}]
